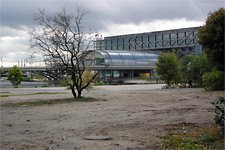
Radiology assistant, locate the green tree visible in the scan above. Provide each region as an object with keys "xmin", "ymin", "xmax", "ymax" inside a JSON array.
[
  {"xmin": 180, "ymin": 55, "xmax": 194, "ymax": 86},
  {"xmin": 203, "ymin": 69, "xmax": 224, "ymax": 91},
  {"xmin": 156, "ymin": 52, "xmax": 180, "ymax": 86},
  {"xmin": 180, "ymin": 54, "xmax": 210, "ymax": 87},
  {"xmin": 7, "ymin": 65, "xmax": 23, "ymax": 88},
  {"xmin": 198, "ymin": 8, "xmax": 225, "ymax": 72}
]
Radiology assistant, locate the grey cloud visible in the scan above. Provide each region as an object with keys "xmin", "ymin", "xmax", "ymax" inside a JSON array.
[{"xmin": 1, "ymin": 0, "xmax": 223, "ymax": 31}]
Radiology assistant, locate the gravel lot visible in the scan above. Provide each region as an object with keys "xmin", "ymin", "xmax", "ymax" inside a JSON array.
[{"xmin": 1, "ymin": 85, "xmax": 224, "ymax": 150}]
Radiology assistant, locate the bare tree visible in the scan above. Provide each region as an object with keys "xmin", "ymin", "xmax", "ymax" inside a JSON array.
[{"xmin": 30, "ymin": 8, "xmax": 98, "ymax": 98}]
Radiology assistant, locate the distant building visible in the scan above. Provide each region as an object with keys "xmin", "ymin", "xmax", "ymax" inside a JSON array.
[
  {"xmin": 94, "ymin": 27, "xmax": 202, "ymax": 55},
  {"xmin": 85, "ymin": 27, "xmax": 202, "ymax": 80}
]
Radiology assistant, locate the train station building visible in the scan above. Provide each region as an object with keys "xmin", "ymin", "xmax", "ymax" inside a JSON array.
[{"xmin": 85, "ymin": 27, "xmax": 202, "ymax": 79}]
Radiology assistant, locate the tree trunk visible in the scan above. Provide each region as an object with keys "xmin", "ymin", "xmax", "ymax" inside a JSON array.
[
  {"xmin": 77, "ymin": 89, "xmax": 82, "ymax": 98},
  {"xmin": 70, "ymin": 85, "xmax": 77, "ymax": 98}
]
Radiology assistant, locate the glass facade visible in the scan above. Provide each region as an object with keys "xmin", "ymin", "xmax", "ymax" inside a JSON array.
[
  {"xmin": 85, "ymin": 50, "xmax": 158, "ymax": 67},
  {"xmin": 94, "ymin": 27, "xmax": 202, "ymax": 55}
]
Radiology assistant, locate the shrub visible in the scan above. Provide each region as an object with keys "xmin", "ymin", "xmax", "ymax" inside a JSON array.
[
  {"xmin": 202, "ymin": 69, "xmax": 224, "ymax": 91},
  {"xmin": 7, "ymin": 65, "xmax": 23, "ymax": 88},
  {"xmin": 211, "ymin": 96, "xmax": 225, "ymax": 137},
  {"xmin": 95, "ymin": 81, "xmax": 106, "ymax": 86}
]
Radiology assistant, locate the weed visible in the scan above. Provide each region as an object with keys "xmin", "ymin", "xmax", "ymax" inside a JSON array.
[
  {"xmin": 0, "ymin": 95, "xmax": 9, "ymax": 97},
  {"xmin": 161, "ymin": 125, "xmax": 224, "ymax": 150},
  {"xmin": 1, "ymin": 97, "xmax": 94, "ymax": 107}
]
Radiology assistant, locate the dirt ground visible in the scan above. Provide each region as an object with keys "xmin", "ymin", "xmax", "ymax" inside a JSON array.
[{"xmin": 0, "ymin": 86, "xmax": 224, "ymax": 150}]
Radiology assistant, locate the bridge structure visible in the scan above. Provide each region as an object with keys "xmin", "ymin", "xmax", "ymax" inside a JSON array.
[{"xmin": 0, "ymin": 66, "xmax": 62, "ymax": 80}]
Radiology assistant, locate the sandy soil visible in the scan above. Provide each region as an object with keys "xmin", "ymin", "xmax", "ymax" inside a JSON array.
[{"xmin": 0, "ymin": 86, "xmax": 224, "ymax": 150}]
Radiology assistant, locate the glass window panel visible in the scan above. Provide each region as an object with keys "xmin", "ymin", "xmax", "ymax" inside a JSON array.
[
  {"xmin": 178, "ymin": 39, "xmax": 184, "ymax": 46},
  {"xmin": 135, "ymin": 53, "xmax": 149, "ymax": 66},
  {"xmin": 149, "ymin": 35, "xmax": 155, "ymax": 42},
  {"xmin": 163, "ymin": 41, "xmax": 169, "ymax": 47},
  {"xmin": 185, "ymin": 32, "xmax": 192, "ymax": 38},
  {"xmin": 123, "ymin": 44, "xmax": 128, "ymax": 50},
  {"xmin": 156, "ymin": 34, "xmax": 162, "ymax": 41},
  {"xmin": 149, "ymin": 43, "xmax": 155, "ymax": 49},
  {"xmin": 106, "ymin": 40, "xmax": 111, "ymax": 46},
  {"xmin": 100, "ymin": 46, "xmax": 105, "ymax": 50},
  {"xmin": 130, "ymin": 43, "xmax": 136, "ymax": 49},
  {"xmin": 193, "ymin": 38, "xmax": 198, "ymax": 44},
  {"xmin": 112, "ymin": 39, "xmax": 117, "ymax": 45},
  {"xmin": 110, "ymin": 53, "xmax": 123, "ymax": 65},
  {"xmin": 171, "ymin": 33, "xmax": 177, "ymax": 40},
  {"xmin": 163, "ymin": 34, "xmax": 169, "ymax": 40},
  {"xmin": 118, "ymin": 39, "xmax": 123, "ymax": 45},
  {"xmin": 130, "ymin": 37, "xmax": 135, "ymax": 43},
  {"xmin": 143, "ymin": 36, "xmax": 148, "ymax": 42},
  {"xmin": 96, "ymin": 46, "xmax": 100, "ymax": 50},
  {"xmin": 186, "ymin": 39, "xmax": 192, "ymax": 45},
  {"xmin": 112, "ymin": 45, "xmax": 117, "ymax": 50},
  {"xmin": 178, "ymin": 33, "xmax": 185, "ymax": 39},
  {"xmin": 118, "ymin": 45, "xmax": 123, "ymax": 50},
  {"xmin": 136, "ymin": 44, "xmax": 142, "ymax": 49},
  {"xmin": 143, "ymin": 43, "xmax": 148, "ymax": 49},
  {"xmin": 120, "ymin": 53, "xmax": 136, "ymax": 66},
  {"xmin": 123, "ymin": 38, "xmax": 128, "ymax": 44},
  {"xmin": 100, "ymin": 41, "xmax": 105, "ymax": 45},
  {"xmin": 156, "ymin": 42, "xmax": 162, "ymax": 48},
  {"xmin": 170, "ymin": 40, "xmax": 176, "ymax": 46},
  {"xmin": 136, "ymin": 37, "xmax": 142, "ymax": 42},
  {"xmin": 106, "ymin": 46, "xmax": 111, "ymax": 50},
  {"xmin": 194, "ymin": 31, "xmax": 198, "ymax": 36},
  {"xmin": 95, "ymin": 58, "xmax": 104, "ymax": 65}
]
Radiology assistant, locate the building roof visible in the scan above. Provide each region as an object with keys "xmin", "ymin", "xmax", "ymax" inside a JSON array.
[{"xmin": 85, "ymin": 50, "xmax": 158, "ymax": 70}]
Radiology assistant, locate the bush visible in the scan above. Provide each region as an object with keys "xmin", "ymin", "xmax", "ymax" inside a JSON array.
[
  {"xmin": 202, "ymin": 69, "xmax": 224, "ymax": 91},
  {"xmin": 7, "ymin": 65, "xmax": 23, "ymax": 88},
  {"xmin": 95, "ymin": 81, "xmax": 106, "ymax": 86},
  {"xmin": 211, "ymin": 97, "xmax": 225, "ymax": 137}
]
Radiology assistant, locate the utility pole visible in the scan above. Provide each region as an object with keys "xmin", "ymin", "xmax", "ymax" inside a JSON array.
[{"xmin": 1, "ymin": 58, "xmax": 3, "ymax": 67}]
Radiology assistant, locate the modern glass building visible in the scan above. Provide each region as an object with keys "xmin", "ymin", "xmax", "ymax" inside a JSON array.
[
  {"xmin": 86, "ymin": 27, "xmax": 202, "ymax": 80},
  {"xmin": 85, "ymin": 50, "xmax": 158, "ymax": 79},
  {"xmin": 94, "ymin": 27, "xmax": 202, "ymax": 55}
]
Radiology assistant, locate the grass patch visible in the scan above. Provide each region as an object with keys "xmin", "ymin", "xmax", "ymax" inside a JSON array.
[
  {"xmin": 161, "ymin": 124, "xmax": 224, "ymax": 150},
  {"xmin": 1, "ymin": 97, "xmax": 95, "ymax": 107},
  {"xmin": 0, "ymin": 92, "xmax": 61, "ymax": 97},
  {"xmin": 0, "ymin": 95, "xmax": 9, "ymax": 97}
]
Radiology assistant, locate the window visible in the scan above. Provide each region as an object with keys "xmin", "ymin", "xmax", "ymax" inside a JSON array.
[
  {"xmin": 163, "ymin": 34, "xmax": 169, "ymax": 41},
  {"xmin": 149, "ymin": 35, "xmax": 155, "ymax": 42},
  {"xmin": 194, "ymin": 31, "xmax": 198, "ymax": 36},
  {"xmin": 185, "ymin": 39, "xmax": 193, "ymax": 45},
  {"xmin": 112, "ymin": 45, "xmax": 117, "ymax": 50},
  {"xmin": 156, "ymin": 34, "xmax": 162, "ymax": 41},
  {"xmin": 106, "ymin": 46, "xmax": 111, "ymax": 50},
  {"xmin": 136, "ymin": 43, "xmax": 142, "ymax": 49},
  {"xmin": 112, "ymin": 39, "xmax": 117, "ymax": 45},
  {"xmin": 123, "ymin": 38, "xmax": 128, "ymax": 44},
  {"xmin": 171, "ymin": 33, "xmax": 177, "ymax": 40},
  {"xmin": 118, "ymin": 45, "xmax": 123, "ymax": 50},
  {"xmin": 106, "ymin": 40, "xmax": 111, "ymax": 47},
  {"xmin": 142, "ymin": 43, "xmax": 148, "ymax": 49},
  {"xmin": 143, "ymin": 36, "xmax": 148, "ymax": 42},
  {"xmin": 123, "ymin": 44, "xmax": 128, "ymax": 50},
  {"xmin": 178, "ymin": 39, "xmax": 184, "ymax": 46},
  {"xmin": 178, "ymin": 33, "xmax": 185, "ymax": 39},
  {"xmin": 185, "ymin": 32, "xmax": 192, "ymax": 38},
  {"xmin": 118, "ymin": 38, "xmax": 123, "ymax": 45},
  {"xmin": 162, "ymin": 41, "xmax": 169, "ymax": 47}
]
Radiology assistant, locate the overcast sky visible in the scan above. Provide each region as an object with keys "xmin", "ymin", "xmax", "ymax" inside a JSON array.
[{"xmin": 0, "ymin": 0, "xmax": 223, "ymax": 67}]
